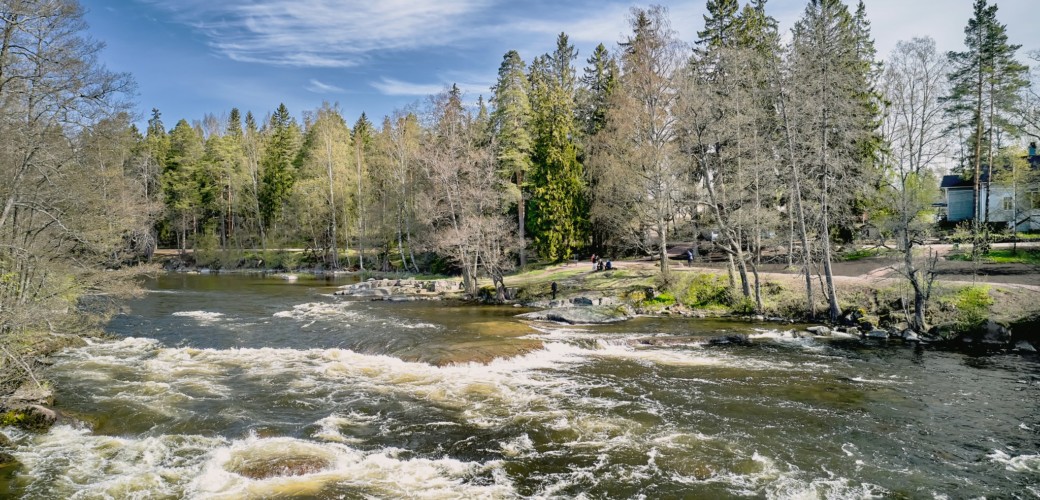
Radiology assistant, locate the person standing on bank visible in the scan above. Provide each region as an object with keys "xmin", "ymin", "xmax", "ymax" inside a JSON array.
[{"xmin": 551, "ymin": 281, "xmax": 558, "ymax": 300}]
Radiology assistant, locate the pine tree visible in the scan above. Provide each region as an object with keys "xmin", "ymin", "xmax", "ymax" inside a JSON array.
[{"xmin": 944, "ymin": 0, "xmax": 1029, "ymax": 225}]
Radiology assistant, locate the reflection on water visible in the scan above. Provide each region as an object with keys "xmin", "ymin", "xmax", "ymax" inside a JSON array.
[{"xmin": 1, "ymin": 274, "xmax": 1038, "ymax": 498}]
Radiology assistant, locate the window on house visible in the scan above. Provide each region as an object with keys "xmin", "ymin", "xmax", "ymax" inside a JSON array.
[
  {"xmin": 1002, "ymin": 196, "xmax": 1013, "ymax": 211},
  {"xmin": 1030, "ymin": 190, "xmax": 1040, "ymax": 210}
]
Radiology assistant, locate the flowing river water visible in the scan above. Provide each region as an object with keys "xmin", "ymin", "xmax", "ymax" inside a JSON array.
[{"xmin": 1, "ymin": 274, "xmax": 1038, "ymax": 498}]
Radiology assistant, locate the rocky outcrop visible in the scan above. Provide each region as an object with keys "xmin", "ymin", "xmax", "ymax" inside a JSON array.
[
  {"xmin": 335, "ymin": 278, "xmax": 463, "ymax": 301},
  {"xmin": 517, "ymin": 306, "xmax": 629, "ymax": 325}
]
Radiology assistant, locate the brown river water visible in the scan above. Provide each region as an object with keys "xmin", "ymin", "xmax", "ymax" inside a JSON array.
[{"xmin": 0, "ymin": 273, "xmax": 1037, "ymax": 498}]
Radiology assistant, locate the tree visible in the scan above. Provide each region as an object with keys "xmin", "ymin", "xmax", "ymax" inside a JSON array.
[
  {"xmin": 490, "ymin": 50, "xmax": 534, "ymax": 266},
  {"xmin": 590, "ymin": 6, "xmax": 685, "ymax": 274},
  {"xmin": 781, "ymin": 0, "xmax": 882, "ymax": 321},
  {"xmin": 258, "ymin": 104, "xmax": 301, "ymax": 243},
  {"xmin": 351, "ymin": 112, "xmax": 374, "ymax": 269},
  {"xmin": 679, "ymin": 0, "xmax": 782, "ymax": 312},
  {"xmin": 294, "ymin": 103, "xmax": 351, "ymax": 268},
  {"xmin": 944, "ymin": 0, "xmax": 1029, "ymax": 227},
  {"xmin": 162, "ymin": 119, "xmax": 205, "ymax": 255},
  {"xmin": 879, "ymin": 37, "xmax": 949, "ymax": 331},
  {"xmin": 0, "ymin": 0, "xmax": 145, "ymax": 344},
  {"xmin": 527, "ymin": 34, "xmax": 588, "ymax": 262},
  {"xmin": 420, "ymin": 85, "xmax": 519, "ymax": 299}
]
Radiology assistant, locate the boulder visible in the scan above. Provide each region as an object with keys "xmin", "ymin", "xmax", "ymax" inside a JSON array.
[
  {"xmin": 707, "ymin": 334, "xmax": 751, "ymax": 346},
  {"xmin": 0, "ymin": 432, "xmax": 11, "ymax": 449},
  {"xmin": 517, "ymin": 306, "xmax": 629, "ymax": 325},
  {"xmin": 8, "ymin": 382, "xmax": 53, "ymax": 407},
  {"xmin": 901, "ymin": 329, "xmax": 920, "ymax": 342},
  {"xmin": 4, "ymin": 405, "xmax": 58, "ymax": 432},
  {"xmin": 1013, "ymin": 341, "xmax": 1037, "ymax": 353},
  {"xmin": 570, "ymin": 296, "xmax": 594, "ymax": 306},
  {"xmin": 866, "ymin": 329, "xmax": 889, "ymax": 340},
  {"xmin": 806, "ymin": 325, "xmax": 831, "ymax": 335},
  {"xmin": 0, "ymin": 451, "xmax": 16, "ymax": 468}
]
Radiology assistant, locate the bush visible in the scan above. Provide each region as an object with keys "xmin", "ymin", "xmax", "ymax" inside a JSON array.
[
  {"xmin": 681, "ymin": 273, "xmax": 730, "ymax": 308},
  {"xmin": 643, "ymin": 291, "xmax": 677, "ymax": 306},
  {"xmin": 954, "ymin": 285, "xmax": 993, "ymax": 331}
]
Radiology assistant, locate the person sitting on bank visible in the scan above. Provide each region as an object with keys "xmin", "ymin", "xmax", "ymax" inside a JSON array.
[{"xmin": 605, "ymin": 260, "xmax": 612, "ymax": 270}]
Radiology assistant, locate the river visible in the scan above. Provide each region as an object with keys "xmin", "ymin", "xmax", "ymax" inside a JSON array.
[{"xmin": 1, "ymin": 274, "xmax": 1038, "ymax": 498}]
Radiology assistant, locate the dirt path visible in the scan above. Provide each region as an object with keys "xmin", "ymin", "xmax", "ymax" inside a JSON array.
[{"xmin": 595, "ymin": 243, "xmax": 1040, "ymax": 294}]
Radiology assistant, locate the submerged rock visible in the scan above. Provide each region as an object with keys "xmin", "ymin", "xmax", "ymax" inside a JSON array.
[
  {"xmin": 227, "ymin": 454, "xmax": 331, "ymax": 480},
  {"xmin": 0, "ymin": 451, "xmax": 16, "ymax": 468},
  {"xmin": 865, "ymin": 329, "xmax": 889, "ymax": 340},
  {"xmin": 706, "ymin": 334, "xmax": 751, "ymax": 346}
]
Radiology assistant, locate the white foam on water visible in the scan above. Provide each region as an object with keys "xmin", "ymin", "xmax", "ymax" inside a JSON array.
[
  {"xmin": 11, "ymin": 424, "xmax": 225, "ymax": 499},
  {"xmin": 188, "ymin": 435, "xmax": 514, "ymax": 499},
  {"xmin": 10, "ymin": 425, "xmax": 514, "ymax": 499},
  {"xmin": 498, "ymin": 433, "xmax": 535, "ymax": 458},
  {"xmin": 312, "ymin": 413, "xmax": 377, "ymax": 445},
  {"xmin": 988, "ymin": 449, "xmax": 1040, "ymax": 473},
  {"xmin": 272, "ymin": 301, "xmax": 361, "ymax": 322},
  {"xmin": 172, "ymin": 310, "xmax": 225, "ymax": 324},
  {"xmin": 764, "ymin": 476, "xmax": 888, "ymax": 500},
  {"xmin": 396, "ymin": 321, "xmax": 441, "ymax": 330}
]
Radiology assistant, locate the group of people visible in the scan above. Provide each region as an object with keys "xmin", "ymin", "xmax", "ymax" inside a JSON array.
[{"xmin": 590, "ymin": 254, "xmax": 613, "ymax": 271}]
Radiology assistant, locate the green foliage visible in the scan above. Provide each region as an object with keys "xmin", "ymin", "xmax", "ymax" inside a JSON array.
[
  {"xmin": 731, "ymin": 296, "xmax": 756, "ymax": 315},
  {"xmin": 680, "ymin": 274, "xmax": 730, "ymax": 308},
  {"xmin": 0, "ymin": 411, "xmax": 26, "ymax": 427},
  {"xmin": 527, "ymin": 34, "xmax": 589, "ymax": 261},
  {"xmin": 643, "ymin": 291, "xmax": 676, "ymax": 306},
  {"xmin": 954, "ymin": 285, "xmax": 993, "ymax": 331}
]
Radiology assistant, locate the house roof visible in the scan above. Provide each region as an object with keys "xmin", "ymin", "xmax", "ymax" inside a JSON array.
[{"xmin": 940, "ymin": 172, "xmax": 990, "ymax": 189}]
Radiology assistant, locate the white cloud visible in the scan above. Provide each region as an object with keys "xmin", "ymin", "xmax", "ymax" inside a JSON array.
[
  {"xmin": 305, "ymin": 79, "xmax": 346, "ymax": 94},
  {"xmin": 370, "ymin": 78, "xmax": 448, "ymax": 97},
  {"xmin": 139, "ymin": 0, "xmax": 492, "ymax": 67}
]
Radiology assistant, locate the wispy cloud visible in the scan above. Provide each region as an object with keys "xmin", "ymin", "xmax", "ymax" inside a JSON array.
[
  {"xmin": 305, "ymin": 79, "xmax": 346, "ymax": 93},
  {"xmin": 139, "ymin": 0, "xmax": 492, "ymax": 67},
  {"xmin": 370, "ymin": 78, "xmax": 447, "ymax": 97}
]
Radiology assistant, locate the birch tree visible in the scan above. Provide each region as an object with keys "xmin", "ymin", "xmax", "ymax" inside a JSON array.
[
  {"xmin": 878, "ymin": 37, "xmax": 949, "ymax": 332},
  {"xmin": 590, "ymin": 6, "xmax": 685, "ymax": 274}
]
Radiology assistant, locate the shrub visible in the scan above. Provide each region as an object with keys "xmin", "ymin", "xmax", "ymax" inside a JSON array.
[
  {"xmin": 643, "ymin": 291, "xmax": 677, "ymax": 306},
  {"xmin": 954, "ymin": 285, "xmax": 993, "ymax": 331},
  {"xmin": 681, "ymin": 273, "xmax": 730, "ymax": 308}
]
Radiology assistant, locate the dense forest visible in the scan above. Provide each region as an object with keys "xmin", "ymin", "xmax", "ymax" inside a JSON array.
[{"xmin": 2, "ymin": 0, "xmax": 1038, "ymax": 342}]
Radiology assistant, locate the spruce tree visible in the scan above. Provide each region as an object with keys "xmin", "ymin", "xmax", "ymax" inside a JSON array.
[
  {"xmin": 258, "ymin": 104, "xmax": 300, "ymax": 236},
  {"xmin": 528, "ymin": 33, "xmax": 588, "ymax": 262},
  {"xmin": 490, "ymin": 50, "xmax": 533, "ymax": 266}
]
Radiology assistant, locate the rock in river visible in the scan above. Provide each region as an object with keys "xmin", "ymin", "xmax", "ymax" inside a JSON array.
[{"xmin": 517, "ymin": 306, "xmax": 629, "ymax": 325}]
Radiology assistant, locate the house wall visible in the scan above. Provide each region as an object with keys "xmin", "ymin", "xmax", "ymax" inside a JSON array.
[
  {"xmin": 946, "ymin": 188, "xmax": 974, "ymax": 221},
  {"xmin": 981, "ymin": 185, "xmax": 1040, "ymax": 231}
]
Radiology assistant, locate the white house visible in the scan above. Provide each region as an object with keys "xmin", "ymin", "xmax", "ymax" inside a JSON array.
[{"xmin": 939, "ymin": 144, "xmax": 1040, "ymax": 231}]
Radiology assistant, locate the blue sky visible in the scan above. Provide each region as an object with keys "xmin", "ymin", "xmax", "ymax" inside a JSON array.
[{"xmin": 81, "ymin": 0, "xmax": 1038, "ymax": 128}]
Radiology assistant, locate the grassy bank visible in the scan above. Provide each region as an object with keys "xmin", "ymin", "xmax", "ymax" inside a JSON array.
[{"xmin": 503, "ymin": 262, "xmax": 1040, "ymax": 336}]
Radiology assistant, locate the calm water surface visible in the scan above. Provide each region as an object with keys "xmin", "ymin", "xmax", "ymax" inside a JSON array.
[{"xmin": 1, "ymin": 274, "xmax": 1038, "ymax": 498}]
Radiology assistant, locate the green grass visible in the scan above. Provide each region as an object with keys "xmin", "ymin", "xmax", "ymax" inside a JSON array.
[
  {"xmin": 948, "ymin": 249, "xmax": 1040, "ymax": 265},
  {"xmin": 840, "ymin": 247, "xmax": 893, "ymax": 261}
]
